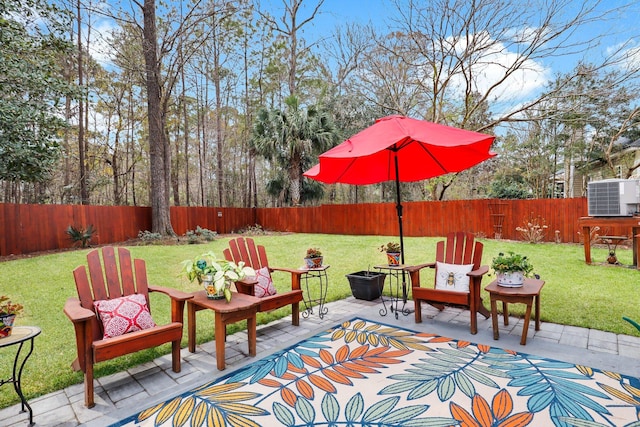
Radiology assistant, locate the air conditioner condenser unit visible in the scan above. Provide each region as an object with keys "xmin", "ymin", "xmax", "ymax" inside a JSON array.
[{"xmin": 587, "ymin": 179, "xmax": 640, "ymax": 216}]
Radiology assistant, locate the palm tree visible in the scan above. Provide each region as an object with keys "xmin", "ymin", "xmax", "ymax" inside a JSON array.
[{"xmin": 252, "ymin": 95, "xmax": 339, "ymax": 205}]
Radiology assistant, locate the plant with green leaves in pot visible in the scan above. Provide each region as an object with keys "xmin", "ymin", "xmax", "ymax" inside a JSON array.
[
  {"xmin": 379, "ymin": 241, "xmax": 401, "ymax": 266},
  {"xmin": 181, "ymin": 251, "xmax": 255, "ymax": 302},
  {"xmin": 491, "ymin": 251, "xmax": 534, "ymax": 287},
  {"xmin": 0, "ymin": 295, "xmax": 23, "ymax": 338},
  {"xmin": 304, "ymin": 247, "xmax": 323, "ymax": 268}
]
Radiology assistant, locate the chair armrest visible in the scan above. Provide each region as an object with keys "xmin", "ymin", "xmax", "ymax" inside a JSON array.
[
  {"xmin": 404, "ymin": 262, "xmax": 435, "ymax": 273},
  {"xmin": 269, "ymin": 267, "xmax": 304, "ymax": 291},
  {"xmin": 404, "ymin": 262, "xmax": 436, "ymax": 289},
  {"xmin": 270, "ymin": 266, "xmax": 304, "ymax": 275},
  {"xmin": 148, "ymin": 286, "xmax": 192, "ymax": 324},
  {"xmin": 234, "ymin": 277, "xmax": 258, "ymax": 296},
  {"xmin": 63, "ymin": 297, "xmax": 95, "ymax": 323},
  {"xmin": 238, "ymin": 276, "xmax": 258, "ymax": 285},
  {"xmin": 468, "ymin": 265, "xmax": 489, "ymax": 278},
  {"xmin": 148, "ymin": 285, "xmax": 193, "ymax": 301}
]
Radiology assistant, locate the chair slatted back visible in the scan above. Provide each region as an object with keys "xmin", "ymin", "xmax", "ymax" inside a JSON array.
[
  {"xmin": 436, "ymin": 231, "xmax": 483, "ymax": 269},
  {"xmin": 133, "ymin": 258, "xmax": 150, "ymax": 303},
  {"xmin": 73, "ymin": 247, "xmax": 151, "ymax": 341},
  {"xmin": 118, "ymin": 248, "xmax": 136, "ymax": 296},
  {"xmin": 224, "ymin": 237, "xmax": 269, "ymax": 270}
]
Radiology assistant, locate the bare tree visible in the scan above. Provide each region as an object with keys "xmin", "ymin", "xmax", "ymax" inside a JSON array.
[
  {"xmin": 339, "ymin": 0, "xmax": 640, "ymax": 200},
  {"xmin": 76, "ymin": 0, "xmax": 88, "ymax": 204},
  {"xmin": 385, "ymin": 0, "xmax": 640, "ymax": 131},
  {"xmin": 258, "ymin": 0, "xmax": 325, "ymax": 97},
  {"xmin": 139, "ymin": 0, "xmax": 173, "ymax": 233},
  {"xmin": 103, "ymin": 0, "xmax": 238, "ymax": 232}
]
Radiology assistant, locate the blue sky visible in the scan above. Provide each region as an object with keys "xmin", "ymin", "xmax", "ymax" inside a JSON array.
[
  {"xmin": 294, "ymin": 0, "xmax": 640, "ymax": 72},
  {"xmin": 267, "ymin": 0, "xmax": 640, "ymax": 116},
  {"xmin": 88, "ymin": 0, "xmax": 640, "ymax": 116}
]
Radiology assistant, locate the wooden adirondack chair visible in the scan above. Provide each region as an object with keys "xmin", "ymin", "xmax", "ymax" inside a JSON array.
[
  {"xmin": 223, "ymin": 237, "xmax": 304, "ymax": 326},
  {"xmin": 406, "ymin": 231, "xmax": 491, "ymax": 334},
  {"xmin": 63, "ymin": 246, "xmax": 192, "ymax": 408}
]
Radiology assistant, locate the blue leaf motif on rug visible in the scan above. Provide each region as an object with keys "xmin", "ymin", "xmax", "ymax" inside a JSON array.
[{"xmin": 113, "ymin": 318, "xmax": 640, "ymax": 427}]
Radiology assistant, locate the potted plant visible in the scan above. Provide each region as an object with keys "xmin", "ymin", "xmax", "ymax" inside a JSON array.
[
  {"xmin": 379, "ymin": 241, "xmax": 401, "ymax": 266},
  {"xmin": 181, "ymin": 251, "xmax": 255, "ymax": 302},
  {"xmin": 491, "ymin": 251, "xmax": 534, "ymax": 287},
  {"xmin": 304, "ymin": 247, "xmax": 323, "ymax": 268},
  {"xmin": 0, "ymin": 295, "xmax": 23, "ymax": 338}
]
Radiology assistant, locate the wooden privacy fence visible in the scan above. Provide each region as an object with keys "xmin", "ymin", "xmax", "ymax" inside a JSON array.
[
  {"xmin": 1, "ymin": 197, "xmax": 624, "ymax": 257},
  {"xmin": 0, "ymin": 204, "xmax": 256, "ymax": 256},
  {"xmin": 256, "ymin": 198, "xmax": 591, "ymax": 242}
]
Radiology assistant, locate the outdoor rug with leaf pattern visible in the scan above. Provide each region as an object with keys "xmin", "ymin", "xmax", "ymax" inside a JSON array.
[{"xmin": 114, "ymin": 317, "xmax": 640, "ymax": 427}]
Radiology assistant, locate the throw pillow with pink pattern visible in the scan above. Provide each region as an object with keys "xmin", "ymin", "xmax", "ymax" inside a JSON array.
[
  {"xmin": 94, "ymin": 293, "xmax": 157, "ymax": 339},
  {"xmin": 254, "ymin": 266, "xmax": 277, "ymax": 298}
]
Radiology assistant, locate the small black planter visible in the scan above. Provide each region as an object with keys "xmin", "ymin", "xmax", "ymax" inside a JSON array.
[{"xmin": 346, "ymin": 271, "xmax": 386, "ymax": 301}]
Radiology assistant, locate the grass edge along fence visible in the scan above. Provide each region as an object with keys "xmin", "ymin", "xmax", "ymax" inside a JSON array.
[{"xmin": 0, "ymin": 198, "xmax": 605, "ymax": 256}]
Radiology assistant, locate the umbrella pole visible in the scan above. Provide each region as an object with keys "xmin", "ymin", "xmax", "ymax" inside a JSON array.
[{"xmin": 394, "ymin": 154, "xmax": 408, "ymax": 304}]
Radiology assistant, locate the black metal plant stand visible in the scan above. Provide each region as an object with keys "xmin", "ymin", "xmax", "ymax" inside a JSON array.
[
  {"xmin": 374, "ymin": 265, "xmax": 411, "ymax": 319},
  {"xmin": 301, "ymin": 265, "xmax": 330, "ymax": 319},
  {"xmin": 0, "ymin": 326, "xmax": 41, "ymax": 426}
]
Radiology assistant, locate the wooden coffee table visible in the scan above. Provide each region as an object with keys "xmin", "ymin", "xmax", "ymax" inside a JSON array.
[
  {"xmin": 187, "ymin": 290, "xmax": 261, "ymax": 370},
  {"xmin": 485, "ymin": 277, "xmax": 545, "ymax": 345}
]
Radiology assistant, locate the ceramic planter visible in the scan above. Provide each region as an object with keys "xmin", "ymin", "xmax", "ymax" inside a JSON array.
[
  {"xmin": 0, "ymin": 313, "xmax": 16, "ymax": 338},
  {"xmin": 305, "ymin": 256, "xmax": 323, "ymax": 269},
  {"xmin": 203, "ymin": 275, "xmax": 231, "ymax": 300},
  {"xmin": 386, "ymin": 252, "xmax": 401, "ymax": 266},
  {"xmin": 497, "ymin": 271, "xmax": 525, "ymax": 287}
]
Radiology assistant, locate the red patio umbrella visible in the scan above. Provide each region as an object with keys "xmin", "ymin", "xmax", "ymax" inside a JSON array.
[{"xmin": 304, "ymin": 115, "xmax": 496, "ymax": 301}]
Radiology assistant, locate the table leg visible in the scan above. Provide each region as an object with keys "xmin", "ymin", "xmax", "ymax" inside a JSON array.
[
  {"xmin": 247, "ymin": 314, "xmax": 256, "ymax": 357},
  {"xmin": 502, "ymin": 302, "xmax": 509, "ymax": 326},
  {"xmin": 14, "ymin": 340, "xmax": 36, "ymax": 426},
  {"xmin": 214, "ymin": 313, "xmax": 226, "ymax": 370},
  {"xmin": 582, "ymin": 225, "xmax": 592, "ymax": 264},
  {"xmin": 188, "ymin": 302, "xmax": 196, "ymax": 353},
  {"xmin": 521, "ymin": 298, "xmax": 533, "ymax": 345},
  {"xmin": 534, "ymin": 294, "xmax": 541, "ymax": 331},
  {"xmin": 634, "ymin": 230, "xmax": 640, "ymax": 269},
  {"xmin": 490, "ymin": 297, "xmax": 499, "ymax": 340}
]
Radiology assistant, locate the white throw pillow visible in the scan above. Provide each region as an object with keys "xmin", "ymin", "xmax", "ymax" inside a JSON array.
[{"xmin": 434, "ymin": 262, "xmax": 473, "ymax": 293}]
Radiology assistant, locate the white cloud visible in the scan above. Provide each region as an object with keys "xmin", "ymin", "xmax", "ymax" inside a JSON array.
[
  {"xmin": 444, "ymin": 30, "xmax": 552, "ymax": 115},
  {"xmin": 472, "ymin": 44, "xmax": 551, "ymax": 101},
  {"xmin": 607, "ymin": 39, "xmax": 640, "ymax": 74},
  {"xmin": 87, "ymin": 19, "xmax": 117, "ymax": 67}
]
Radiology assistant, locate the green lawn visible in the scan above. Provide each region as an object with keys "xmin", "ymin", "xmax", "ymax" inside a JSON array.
[{"xmin": 1, "ymin": 232, "xmax": 639, "ymax": 409}]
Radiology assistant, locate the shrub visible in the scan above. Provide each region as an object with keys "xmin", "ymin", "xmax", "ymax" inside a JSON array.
[
  {"xmin": 516, "ymin": 214, "xmax": 548, "ymax": 243},
  {"xmin": 138, "ymin": 230, "xmax": 163, "ymax": 244},
  {"xmin": 66, "ymin": 224, "xmax": 96, "ymax": 248},
  {"xmin": 237, "ymin": 223, "xmax": 266, "ymax": 235},
  {"xmin": 185, "ymin": 226, "xmax": 217, "ymax": 244}
]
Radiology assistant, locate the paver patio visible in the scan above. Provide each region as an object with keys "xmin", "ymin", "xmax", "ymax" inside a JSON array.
[{"xmin": 2, "ymin": 296, "xmax": 639, "ymax": 426}]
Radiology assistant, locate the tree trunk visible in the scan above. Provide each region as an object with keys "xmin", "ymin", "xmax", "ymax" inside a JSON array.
[
  {"xmin": 211, "ymin": 15, "xmax": 224, "ymax": 207},
  {"xmin": 181, "ymin": 63, "xmax": 190, "ymax": 206},
  {"xmin": 172, "ymin": 123, "xmax": 180, "ymax": 206},
  {"xmin": 289, "ymin": 151, "xmax": 302, "ymax": 205},
  {"xmin": 77, "ymin": 0, "xmax": 88, "ymax": 205},
  {"xmin": 142, "ymin": 0, "xmax": 174, "ymax": 235}
]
